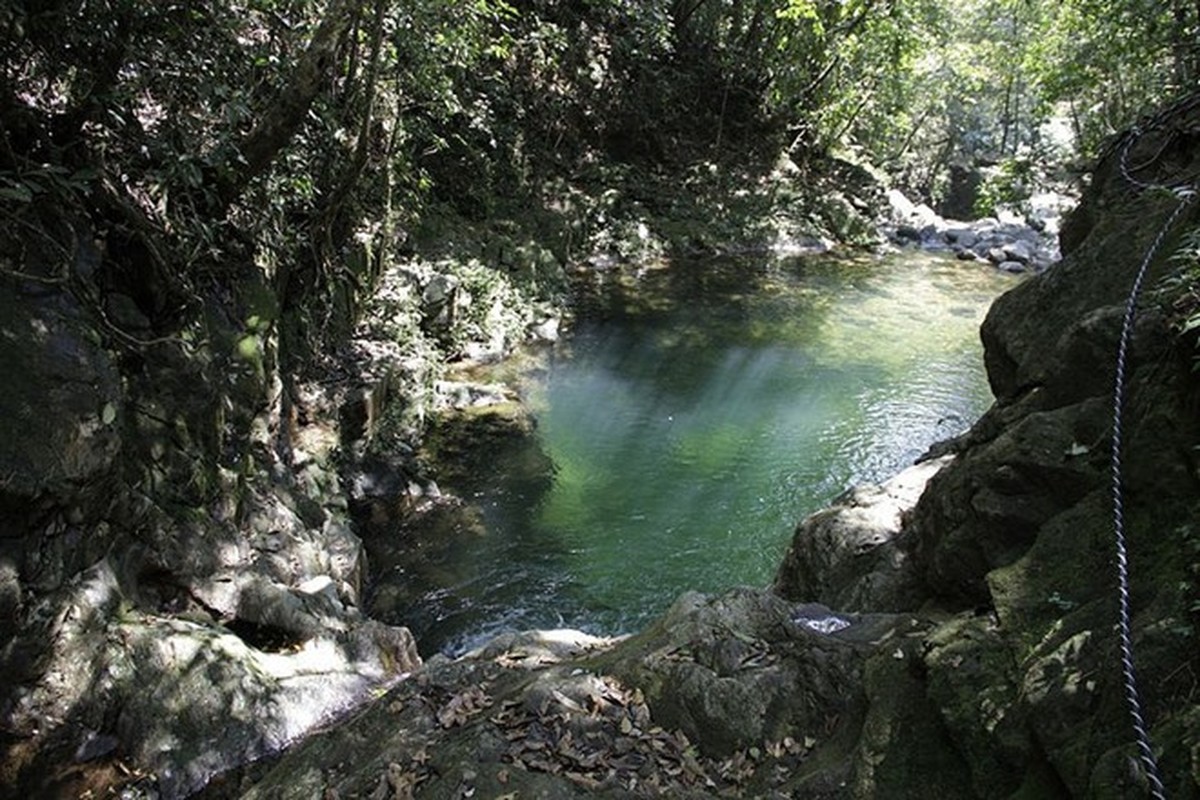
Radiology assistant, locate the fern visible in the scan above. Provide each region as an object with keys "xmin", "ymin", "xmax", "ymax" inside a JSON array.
[{"xmin": 1164, "ymin": 226, "xmax": 1200, "ymax": 368}]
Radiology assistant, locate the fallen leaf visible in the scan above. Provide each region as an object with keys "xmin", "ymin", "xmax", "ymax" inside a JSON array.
[
  {"xmin": 551, "ymin": 688, "xmax": 584, "ymax": 713},
  {"xmin": 384, "ymin": 761, "xmax": 418, "ymax": 800},
  {"xmin": 437, "ymin": 686, "xmax": 493, "ymax": 728},
  {"xmin": 565, "ymin": 772, "xmax": 602, "ymax": 789}
]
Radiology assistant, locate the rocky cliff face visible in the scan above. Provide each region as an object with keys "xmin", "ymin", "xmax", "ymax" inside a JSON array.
[
  {"xmin": 0, "ymin": 233, "xmax": 424, "ymax": 798},
  {"xmin": 778, "ymin": 99, "xmax": 1200, "ymax": 796}
]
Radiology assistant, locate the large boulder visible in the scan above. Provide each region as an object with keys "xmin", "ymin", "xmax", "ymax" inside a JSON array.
[
  {"xmin": 0, "ymin": 274, "xmax": 423, "ymax": 798},
  {"xmin": 769, "ymin": 95, "xmax": 1200, "ymax": 797},
  {"xmin": 1, "ymin": 472, "xmax": 422, "ymax": 800},
  {"xmin": 774, "ymin": 456, "xmax": 951, "ymax": 611},
  {"xmin": 910, "ymin": 102, "xmax": 1200, "ymax": 794},
  {"xmin": 224, "ymin": 589, "xmax": 975, "ymax": 800}
]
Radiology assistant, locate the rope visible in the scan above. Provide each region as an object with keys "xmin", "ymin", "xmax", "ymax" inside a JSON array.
[{"xmin": 1110, "ymin": 122, "xmax": 1196, "ymax": 800}]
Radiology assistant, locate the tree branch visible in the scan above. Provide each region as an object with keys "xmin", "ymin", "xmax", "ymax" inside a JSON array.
[
  {"xmin": 323, "ymin": 0, "xmax": 388, "ymax": 221},
  {"xmin": 215, "ymin": 0, "xmax": 359, "ymax": 207}
]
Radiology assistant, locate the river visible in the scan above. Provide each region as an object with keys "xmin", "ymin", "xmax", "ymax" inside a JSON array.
[{"xmin": 375, "ymin": 250, "xmax": 1018, "ymax": 655}]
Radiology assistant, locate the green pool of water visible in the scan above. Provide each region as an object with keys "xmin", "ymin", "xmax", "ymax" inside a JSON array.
[{"xmin": 392, "ymin": 250, "xmax": 1018, "ymax": 654}]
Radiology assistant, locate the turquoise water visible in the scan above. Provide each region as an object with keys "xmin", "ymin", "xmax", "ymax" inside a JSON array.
[{"xmin": 389, "ymin": 251, "xmax": 1017, "ymax": 654}]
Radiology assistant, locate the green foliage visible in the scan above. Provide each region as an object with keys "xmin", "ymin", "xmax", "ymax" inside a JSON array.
[
  {"xmin": 1022, "ymin": 0, "xmax": 1194, "ymax": 156},
  {"xmin": 808, "ymin": 0, "xmax": 1200, "ymax": 206},
  {"xmin": 1164, "ymin": 226, "xmax": 1200, "ymax": 371},
  {"xmin": 975, "ymin": 157, "xmax": 1034, "ymax": 218},
  {"xmin": 3, "ymin": 0, "xmax": 1197, "ymax": 475}
]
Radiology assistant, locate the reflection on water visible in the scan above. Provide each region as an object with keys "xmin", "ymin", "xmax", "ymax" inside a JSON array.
[{"xmin": 393, "ymin": 251, "xmax": 1018, "ymax": 654}]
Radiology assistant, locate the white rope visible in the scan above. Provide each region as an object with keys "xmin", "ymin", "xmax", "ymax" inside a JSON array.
[{"xmin": 1110, "ymin": 123, "xmax": 1196, "ymax": 800}]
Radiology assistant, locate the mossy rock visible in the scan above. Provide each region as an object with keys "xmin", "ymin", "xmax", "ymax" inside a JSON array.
[
  {"xmin": 849, "ymin": 640, "xmax": 976, "ymax": 799},
  {"xmin": 922, "ymin": 615, "xmax": 1029, "ymax": 798}
]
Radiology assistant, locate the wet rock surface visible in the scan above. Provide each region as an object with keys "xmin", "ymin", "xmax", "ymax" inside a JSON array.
[{"xmin": 884, "ymin": 187, "xmax": 1066, "ymax": 273}]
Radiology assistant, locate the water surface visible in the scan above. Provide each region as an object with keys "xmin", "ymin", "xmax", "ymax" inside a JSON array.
[{"xmin": 390, "ymin": 251, "xmax": 1017, "ymax": 653}]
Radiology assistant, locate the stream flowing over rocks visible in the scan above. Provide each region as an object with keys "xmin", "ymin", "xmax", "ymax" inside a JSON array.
[
  {"xmin": 2, "ymin": 103, "xmax": 1199, "ymax": 797},
  {"xmin": 219, "ymin": 113, "xmax": 1200, "ymax": 798},
  {"xmin": 883, "ymin": 186, "xmax": 1067, "ymax": 275}
]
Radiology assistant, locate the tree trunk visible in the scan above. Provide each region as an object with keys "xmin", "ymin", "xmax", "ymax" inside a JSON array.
[
  {"xmin": 323, "ymin": 0, "xmax": 388, "ymax": 225},
  {"xmin": 215, "ymin": 0, "xmax": 359, "ymax": 207},
  {"xmin": 671, "ymin": 0, "xmax": 710, "ymax": 43},
  {"xmin": 999, "ymin": 74, "xmax": 1013, "ymax": 157},
  {"xmin": 1172, "ymin": 0, "xmax": 1193, "ymax": 88}
]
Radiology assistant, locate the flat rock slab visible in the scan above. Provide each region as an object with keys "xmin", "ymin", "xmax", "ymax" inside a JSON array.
[{"xmin": 229, "ymin": 588, "xmax": 972, "ymax": 799}]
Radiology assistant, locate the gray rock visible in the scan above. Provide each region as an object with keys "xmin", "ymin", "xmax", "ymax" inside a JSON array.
[
  {"xmin": 1002, "ymin": 239, "xmax": 1035, "ymax": 264},
  {"xmin": 421, "ymin": 272, "xmax": 459, "ymax": 307},
  {"xmin": 997, "ymin": 260, "xmax": 1026, "ymax": 273},
  {"xmin": 529, "ymin": 316, "xmax": 560, "ymax": 343},
  {"xmin": 945, "ymin": 228, "xmax": 979, "ymax": 248},
  {"xmin": 902, "ymin": 107, "xmax": 1200, "ymax": 796},
  {"xmin": 0, "ymin": 283, "xmax": 122, "ymax": 507},
  {"xmin": 4, "ymin": 553, "xmax": 419, "ymax": 799},
  {"xmin": 0, "ymin": 558, "xmax": 19, "ymax": 628},
  {"xmin": 886, "ymin": 188, "xmax": 920, "ymax": 221},
  {"xmin": 774, "ymin": 456, "xmax": 953, "ymax": 611},
  {"xmin": 0, "ymin": 305, "xmax": 422, "ymax": 797},
  {"xmin": 420, "ymin": 272, "xmax": 460, "ymax": 333},
  {"xmin": 923, "ymin": 615, "xmax": 1030, "ymax": 797}
]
